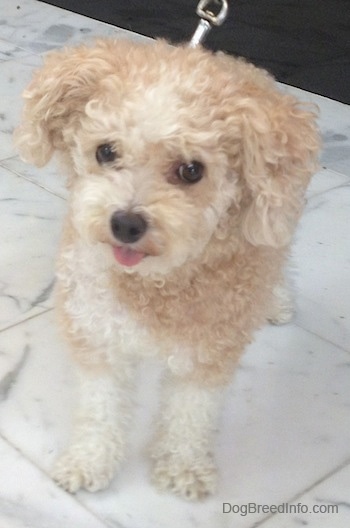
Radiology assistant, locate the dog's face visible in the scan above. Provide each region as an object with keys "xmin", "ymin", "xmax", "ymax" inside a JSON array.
[
  {"xmin": 14, "ymin": 39, "xmax": 319, "ymax": 276},
  {"xmin": 65, "ymin": 71, "xmax": 241, "ymax": 275},
  {"xmin": 63, "ymin": 62, "xmax": 243, "ymax": 273}
]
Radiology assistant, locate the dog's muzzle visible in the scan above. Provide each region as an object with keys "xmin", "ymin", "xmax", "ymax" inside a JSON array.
[{"xmin": 110, "ymin": 211, "xmax": 148, "ymax": 244}]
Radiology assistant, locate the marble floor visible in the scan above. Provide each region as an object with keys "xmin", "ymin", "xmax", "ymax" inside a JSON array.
[{"xmin": 0, "ymin": 1, "xmax": 350, "ymax": 527}]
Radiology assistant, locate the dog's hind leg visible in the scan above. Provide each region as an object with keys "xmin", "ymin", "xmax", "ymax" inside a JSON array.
[{"xmin": 52, "ymin": 357, "xmax": 136, "ymax": 493}]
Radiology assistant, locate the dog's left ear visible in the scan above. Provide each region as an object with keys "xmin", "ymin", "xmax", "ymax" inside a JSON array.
[{"xmin": 236, "ymin": 92, "xmax": 320, "ymax": 248}]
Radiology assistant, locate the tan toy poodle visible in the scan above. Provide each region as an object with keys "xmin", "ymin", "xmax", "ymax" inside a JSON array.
[{"xmin": 14, "ymin": 38, "xmax": 319, "ymax": 500}]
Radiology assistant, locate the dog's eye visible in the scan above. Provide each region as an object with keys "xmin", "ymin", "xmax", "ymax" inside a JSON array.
[
  {"xmin": 96, "ymin": 143, "xmax": 117, "ymax": 164},
  {"xmin": 176, "ymin": 161, "xmax": 204, "ymax": 184}
]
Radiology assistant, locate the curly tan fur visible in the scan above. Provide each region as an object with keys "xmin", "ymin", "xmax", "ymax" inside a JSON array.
[{"xmin": 14, "ymin": 38, "xmax": 320, "ymax": 500}]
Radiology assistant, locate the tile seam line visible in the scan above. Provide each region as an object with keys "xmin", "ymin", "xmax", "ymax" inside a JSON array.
[
  {"xmin": 318, "ymin": 165, "xmax": 350, "ymax": 181},
  {"xmin": 307, "ymin": 178, "xmax": 350, "ymax": 200},
  {"xmin": 0, "ymin": 433, "xmax": 112, "ymax": 528},
  {"xmin": 294, "ymin": 319, "xmax": 350, "ymax": 356},
  {"xmin": 0, "ymin": 307, "xmax": 54, "ymax": 334},
  {"xmin": 320, "ymin": 165, "xmax": 350, "ymax": 175},
  {"xmin": 0, "ymin": 163, "xmax": 67, "ymax": 201},
  {"xmin": 0, "ymin": 155, "xmax": 18, "ymax": 164},
  {"xmin": 0, "ymin": 37, "xmax": 43, "ymax": 58},
  {"xmin": 249, "ymin": 455, "xmax": 350, "ymax": 527},
  {"xmin": 315, "ymin": 165, "xmax": 350, "ymax": 181}
]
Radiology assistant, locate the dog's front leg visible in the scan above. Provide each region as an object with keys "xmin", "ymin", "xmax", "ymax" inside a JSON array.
[
  {"xmin": 151, "ymin": 373, "xmax": 226, "ymax": 501},
  {"xmin": 52, "ymin": 357, "xmax": 135, "ymax": 493}
]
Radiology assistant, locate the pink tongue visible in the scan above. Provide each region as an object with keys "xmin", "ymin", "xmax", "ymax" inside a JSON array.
[{"xmin": 113, "ymin": 246, "xmax": 145, "ymax": 267}]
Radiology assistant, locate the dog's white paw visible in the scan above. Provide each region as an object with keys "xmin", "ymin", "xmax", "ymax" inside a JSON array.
[
  {"xmin": 268, "ymin": 304, "xmax": 295, "ymax": 325},
  {"xmin": 151, "ymin": 453, "xmax": 218, "ymax": 501},
  {"xmin": 52, "ymin": 446, "xmax": 119, "ymax": 493},
  {"xmin": 268, "ymin": 283, "xmax": 295, "ymax": 325}
]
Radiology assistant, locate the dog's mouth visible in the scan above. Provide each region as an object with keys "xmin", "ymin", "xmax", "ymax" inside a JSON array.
[{"xmin": 112, "ymin": 246, "xmax": 146, "ymax": 267}]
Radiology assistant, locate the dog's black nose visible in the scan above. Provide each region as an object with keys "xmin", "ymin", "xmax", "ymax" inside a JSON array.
[{"xmin": 110, "ymin": 211, "xmax": 148, "ymax": 244}]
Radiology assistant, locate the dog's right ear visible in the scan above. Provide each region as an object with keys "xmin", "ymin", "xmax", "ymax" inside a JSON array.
[{"xmin": 14, "ymin": 44, "xmax": 112, "ymax": 167}]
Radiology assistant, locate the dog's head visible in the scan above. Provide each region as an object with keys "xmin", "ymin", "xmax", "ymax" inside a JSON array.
[{"xmin": 14, "ymin": 39, "xmax": 319, "ymax": 275}]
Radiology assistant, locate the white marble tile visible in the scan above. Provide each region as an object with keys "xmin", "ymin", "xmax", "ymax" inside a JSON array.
[
  {"xmin": 0, "ymin": 166, "xmax": 66, "ymax": 330},
  {"xmin": 1, "ymin": 156, "xmax": 68, "ymax": 200},
  {"xmin": 0, "ymin": 436, "xmax": 108, "ymax": 528},
  {"xmin": 0, "ymin": 0, "xmax": 148, "ymax": 56},
  {"xmin": 258, "ymin": 461, "xmax": 350, "ymax": 527},
  {"xmin": 306, "ymin": 168, "xmax": 350, "ymax": 199},
  {"xmin": 0, "ymin": 312, "xmax": 350, "ymax": 528},
  {"xmin": 0, "ymin": 38, "xmax": 30, "ymax": 61},
  {"xmin": 0, "ymin": 54, "xmax": 42, "ymax": 160},
  {"xmin": 293, "ymin": 180, "xmax": 350, "ymax": 352}
]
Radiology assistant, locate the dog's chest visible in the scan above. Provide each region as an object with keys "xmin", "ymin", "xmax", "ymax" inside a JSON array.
[
  {"xmin": 57, "ymin": 241, "xmax": 273, "ymax": 368},
  {"xmin": 67, "ymin": 278, "xmax": 160, "ymax": 358},
  {"xmin": 57, "ymin": 246, "xmax": 163, "ymax": 359}
]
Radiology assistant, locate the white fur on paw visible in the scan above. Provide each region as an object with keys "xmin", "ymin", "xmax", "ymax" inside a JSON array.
[
  {"xmin": 268, "ymin": 305, "xmax": 295, "ymax": 325},
  {"xmin": 151, "ymin": 453, "xmax": 218, "ymax": 501},
  {"xmin": 52, "ymin": 448, "xmax": 118, "ymax": 493},
  {"xmin": 268, "ymin": 284, "xmax": 295, "ymax": 325}
]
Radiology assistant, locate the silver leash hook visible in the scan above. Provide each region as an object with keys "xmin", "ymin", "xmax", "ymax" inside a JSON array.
[{"xmin": 189, "ymin": 0, "xmax": 229, "ymax": 48}]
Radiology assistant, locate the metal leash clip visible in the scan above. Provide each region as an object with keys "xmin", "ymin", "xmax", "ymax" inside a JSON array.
[{"xmin": 189, "ymin": 0, "xmax": 229, "ymax": 48}]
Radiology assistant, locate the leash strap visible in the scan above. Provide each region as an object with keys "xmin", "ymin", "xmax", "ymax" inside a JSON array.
[{"xmin": 189, "ymin": 0, "xmax": 229, "ymax": 48}]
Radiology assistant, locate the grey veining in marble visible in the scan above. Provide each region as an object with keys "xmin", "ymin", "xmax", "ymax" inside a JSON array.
[{"xmin": 0, "ymin": 166, "xmax": 66, "ymax": 331}]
